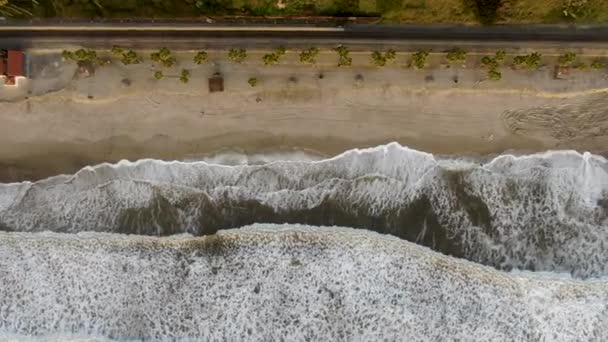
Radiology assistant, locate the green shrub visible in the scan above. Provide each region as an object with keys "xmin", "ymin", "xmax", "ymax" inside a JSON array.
[
  {"xmin": 228, "ymin": 48, "xmax": 247, "ymax": 63},
  {"xmin": 446, "ymin": 48, "xmax": 467, "ymax": 62},
  {"xmin": 488, "ymin": 68, "xmax": 502, "ymax": 81},
  {"xmin": 262, "ymin": 53, "xmax": 280, "ymax": 65},
  {"xmin": 275, "ymin": 46, "xmax": 286, "ymax": 56},
  {"xmin": 248, "ymin": 77, "xmax": 258, "ymax": 87},
  {"xmin": 299, "ymin": 47, "xmax": 320, "ymax": 64},
  {"xmin": 334, "ymin": 45, "xmax": 352, "ymax": 67},
  {"xmin": 481, "ymin": 55, "xmax": 499, "ymax": 69},
  {"xmin": 411, "ymin": 51, "xmax": 429, "ymax": 69},
  {"xmin": 591, "ymin": 60, "xmax": 605, "ymax": 70},
  {"xmin": 62, "ymin": 49, "xmax": 102, "ymax": 65},
  {"xmin": 194, "ymin": 51, "xmax": 208, "ymax": 64},
  {"xmin": 481, "ymin": 52, "xmax": 505, "ymax": 81},
  {"xmin": 557, "ymin": 52, "xmax": 577, "ymax": 67},
  {"xmin": 334, "ymin": 45, "xmax": 349, "ymax": 56},
  {"xmin": 154, "ymin": 71, "xmax": 164, "ymax": 80},
  {"xmin": 513, "ymin": 52, "xmax": 542, "ymax": 69},
  {"xmin": 74, "ymin": 49, "xmax": 97, "ymax": 61},
  {"xmin": 494, "ymin": 50, "xmax": 506, "ymax": 62},
  {"xmin": 179, "ymin": 69, "xmax": 190, "ymax": 83},
  {"xmin": 338, "ymin": 55, "xmax": 353, "ymax": 67},
  {"xmin": 111, "ymin": 46, "xmax": 124, "ymax": 57},
  {"xmin": 371, "ymin": 49, "xmax": 397, "ymax": 67},
  {"xmin": 262, "ymin": 47, "xmax": 287, "ymax": 65},
  {"xmin": 108, "ymin": 46, "xmax": 141, "ymax": 65},
  {"xmin": 150, "ymin": 48, "xmax": 174, "ymax": 67},
  {"xmin": 385, "ymin": 49, "xmax": 397, "ymax": 60},
  {"xmin": 61, "ymin": 50, "xmax": 74, "ymax": 60},
  {"xmin": 122, "ymin": 50, "xmax": 141, "ymax": 65},
  {"xmin": 371, "ymin": 51, "xmax": 385, "ymax": 66}
]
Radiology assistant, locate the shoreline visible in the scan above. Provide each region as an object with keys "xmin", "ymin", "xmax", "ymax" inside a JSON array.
[{"xmin": 0, "ymin": 133, "xmax": 550, "ymax": 183}]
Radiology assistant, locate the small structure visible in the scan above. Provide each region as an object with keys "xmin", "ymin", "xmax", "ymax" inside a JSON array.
[
  {"xmin": 554, "ymin": 65, "xmax": 571, "ymax": 80},
  {"xmin": 208, "ymin": 72, "xmax": 224, "ymax": 93},
  {"xmin": 1, "ymin": 49, "xmax": 26, "ymax": 86}
]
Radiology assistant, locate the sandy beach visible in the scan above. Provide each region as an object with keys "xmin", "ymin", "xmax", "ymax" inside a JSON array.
[{"xmin": 1, "ymin": 50, "xmax": 608, "ymax": 182}]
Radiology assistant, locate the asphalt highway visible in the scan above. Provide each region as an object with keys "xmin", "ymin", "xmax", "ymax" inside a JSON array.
[{"xmin": 2, "ymin": 23, "xmax": 608, "ymax": 49}]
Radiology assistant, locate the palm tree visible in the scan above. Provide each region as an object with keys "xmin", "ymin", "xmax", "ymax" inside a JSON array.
[
  {"xmin": 334, "ymin": 45, "xmax": 352, "ymax": 67},
  {"xmin": 446, "ymin": 48, "xmax": 467, "ymax": 62},
  {"xmin": 151, "ymin": 48, "xmax": 174, "ymax": 67},
  {"xmin": 194, "ymin": 51, "xmax": 208, "ymax": 64},
  {"xmin": 111, "ymin": 46, "xmax": 124, "ymax": 57},
  {"xmin": 179, "ymin": 69, "xmax": 191, "ymax": 83},
  {"xmin": 411, "ymin": 51, "xmax": 429, "ymax": 69},
  {"xmin": 121, "ymin": 50, "xmax": 141, "ymax": 65},
  {"xmin": 299, "ymin": 47, "xmax": 320, "ymax": 64},
  {"xmin": 228, "ymin": 48, "xmax": 247, "ymax": 63}
]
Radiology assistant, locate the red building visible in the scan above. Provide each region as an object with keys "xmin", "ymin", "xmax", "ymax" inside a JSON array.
[{"xmin": 1, "ymin": 49, "xmax": 26, "ymax": 85}]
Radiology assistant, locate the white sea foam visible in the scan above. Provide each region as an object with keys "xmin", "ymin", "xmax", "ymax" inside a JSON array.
[
  {"xmin": 183, "ymin": 149, "xmax": 325, "ymax": 165},
  {"xmin": 0, "ymin": 143, "xmax": 607, "ymax": 277},
  {"xmin": 0, "ymin": 224, "xmax": 606, "ymax": 341}
]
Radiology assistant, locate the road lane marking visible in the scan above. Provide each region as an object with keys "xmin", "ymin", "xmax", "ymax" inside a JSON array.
[{"xmin": 0, "ymin": 26, "xmax": 344, "ymax": 32}]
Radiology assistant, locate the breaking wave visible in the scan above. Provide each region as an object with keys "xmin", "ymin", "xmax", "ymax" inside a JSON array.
[
  {"xmin": 0, "ymin": 224, "xmax": 607, "ymax": 341},
  {"xmin": 1, "ymin": 143, "xmax": 607, "ymax": 278}
]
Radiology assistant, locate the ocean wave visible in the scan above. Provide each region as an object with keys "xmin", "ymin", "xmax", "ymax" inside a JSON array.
[
  {"xmin": 0, "ymin": 143, "xmax": 607, "ymax": 277},
  {"xmin": 0, "ymin": 224, "xmax": 606, "ymax": 341}
]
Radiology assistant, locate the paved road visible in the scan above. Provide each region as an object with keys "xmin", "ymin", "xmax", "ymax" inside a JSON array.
[{"xmin": 2, "ymin": 23, "xmax": 608, "ymax": 49}]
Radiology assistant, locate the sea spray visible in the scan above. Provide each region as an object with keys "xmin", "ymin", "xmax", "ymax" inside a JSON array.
[{"xmin": 1, "ymin": 143, "xmax": 607, "ymax": 277}]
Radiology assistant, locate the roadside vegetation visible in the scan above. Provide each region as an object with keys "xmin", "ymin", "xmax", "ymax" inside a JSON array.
[
  {"xmin": 558, "ymin": 52, "xmax": 577, "ymax": 67},
  {"xmin": 151, "ymin": 48, "xmax": 175, "ymax": 68},
  {"xmin": 591, "ymin": 60, "xmax": 605, "ymax": 70},
  {"xmin": 481, "ymin": 50, "xmax": 506, "ymax": 81},
  {"xmin": 194, "ymin": 51, "xmax": 208, "ymax": 64},
  {"xmin": 300, "ymin": 47, "xmax": 320, "ymax": 64},
  {"xmin": 371, "ymin": 49, "xmax": 397, "ymax": 67},
  {"xmin": 513, "ymin": 52, "xmax": 543, "ymax": 70},
  {"xmin": 62, "ymin": 48, "xmax": 112, "ymax": 67},
  {"xmin": 62, "ymin": 48, "xmax": 96, "ymax": 62},
  {"xmin": 3, "ymin": 0, "xmax": 608, "ymax": 25},
  {"xmin": 334, "ymin": 45, "xmax": 352, "ymax": 67},
  {"xmin": 410, "ymin": 51, "xmax": 429, "ymax": 69},
  {"xmin": 262, "ymin": 46, "xmax": 287, "ymax": 66},
  {"xmin": 446, "ymin": 48, "xmax": 467, "ymax": 63},
  {"xmin": 228, "ymin": 48, "xmax": 247, "ymax": 63},
  {"xmin": 179, "ymin": 69, "xmax": 190, "ymax": 83},
  {"xmin": 557, "ymin": 51, "xmax": 593, "ymax": 70},
  {"xmin": 111, "ymin": 46, "xmax": 141, "ymax": 65},
  {"xmin": 60, "ymin": 45, "xmax": 608, "ymax": 87}
]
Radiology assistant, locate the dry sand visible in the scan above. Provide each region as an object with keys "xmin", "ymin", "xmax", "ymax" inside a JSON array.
[{"xmin": 1, "ymin": 50, "xmax": 608, "ymax": 182}]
